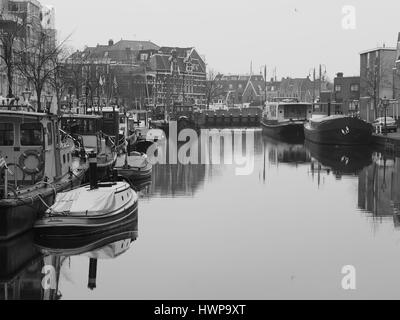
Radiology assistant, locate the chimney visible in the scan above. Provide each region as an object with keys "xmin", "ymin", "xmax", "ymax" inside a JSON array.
[
  {"xmin": 336, "ymin": 72, "xmax": 344, "ymax": 78},
  {"xmin": 108, "ymin": 39, "xmax": 114, "ymax": 47}
]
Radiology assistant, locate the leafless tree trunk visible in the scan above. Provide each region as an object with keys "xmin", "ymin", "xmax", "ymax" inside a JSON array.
[
  {"xmin": 0, "ymin": 14, "xmax": 26, "ymax": 98},
  {"xmin": 205, "ymin": 70, "xmax": 222, "ymax": 110},
  {"xmin": 16, "ymin": 26, "xmax": 69, "ymax": 112}
]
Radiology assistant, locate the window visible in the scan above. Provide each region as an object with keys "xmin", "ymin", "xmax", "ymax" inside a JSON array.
[
  {"xmin": 350, "ymin": 84, "xmax": 359, "ymax": 92},
  {"xmin": 238, "ymin": 84, "xmax": 243, "ymax": 89},
  {"xmin": 229, "ymin": 84, "xmax": 233, "ymax": 90},
  {"xmin": 335, "ymin": 85, "xmax": 342, "ymax": 92},
  {"xmin": 21, "ymin": 123, "xmax": 43, "ymax": 146},
  {"xmin": 0, "ymin": 124, "xmax": 14, "ymax": 146},
  {"xmin": 47, "ymin": 123, "xmax": 53, "ymax": 145}
]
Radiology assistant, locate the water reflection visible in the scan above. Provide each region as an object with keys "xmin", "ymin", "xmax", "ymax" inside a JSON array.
[
  {"xmin": 263, "ymin": 134, "xmax": 310, "ymax": 166},
  {"xmin": 307, "ymin": 142, "xmax": 374, "ymax": 184},
  {"xmin": 0, "ymin": 232, "xmax": 43, "ymax": 300},
  {"xmin": 5, "ymin": 131, "xmax": 400, "ymax": 299},
  {"xmin": 0, "ymin": 220, "xmax": 138, "ymax": 300},
  {"xmin": 358, "ymin": 153, "xmax": 400, "ymax": 226},
  {"xmin": 147, "ymin": 129, "xmax": 264, "ymax": 198}
]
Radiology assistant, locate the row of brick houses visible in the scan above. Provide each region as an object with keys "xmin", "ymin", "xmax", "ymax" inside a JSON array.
[
  {"xmin": 64, "ymin": 39, "xmax": 207, "ymax": 112},
  {"xmin": 210, "ymin": 74, "xmax": 329, "ymax": 107}
]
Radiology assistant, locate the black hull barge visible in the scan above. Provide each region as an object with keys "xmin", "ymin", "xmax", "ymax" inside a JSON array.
[{"xmin": 304, "ymin": 115, "xmax": 373, "ymax": 146}]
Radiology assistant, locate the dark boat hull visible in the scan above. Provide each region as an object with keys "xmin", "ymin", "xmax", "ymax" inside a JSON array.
[
  {"xmin": 0, "ymin": 170, "xmax": 86, "ymax": 241},
  {"xmin": 34, "ymin": 202, "xmax": 138, "ymax": 238},
  {"xmin": 304, "ymin": 117, "xmax": 373, "ymax": 146},
  {"xmin": 261, "ymin": 121, "xmax": 305, "ymax": 140},
  {"xmin": 116, "ymin": 165, "xmax": 152, "ymax": 181}
]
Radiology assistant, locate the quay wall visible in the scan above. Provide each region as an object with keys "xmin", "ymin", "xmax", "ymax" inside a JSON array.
[{"xmin": 194, "ymin": 107, "xmax": 262, "ymax": 128}]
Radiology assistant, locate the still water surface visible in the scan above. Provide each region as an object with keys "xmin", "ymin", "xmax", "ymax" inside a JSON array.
[{"xmin": 2, "ymin": 129, "xmax": 400, "ymax": 300}]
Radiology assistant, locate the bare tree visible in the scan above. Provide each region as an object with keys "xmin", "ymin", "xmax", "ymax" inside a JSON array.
[
  {"xmin": 48, "ymin": 46, "xmax": 71, "ymax": 115},
  {"xmin": 205, "ymin": 69, "xmax": 222, "ymax": 109},
  {"xmin": 16, "ymin": 26, "xmax": 68, "ymax": 112},
  {"xmin": 0, "ymin": 13, "xmax": 26, "ymax": 98},
  {"xmin": 361, "ymin": 56, "xmax": 393, "ymax": 119}
]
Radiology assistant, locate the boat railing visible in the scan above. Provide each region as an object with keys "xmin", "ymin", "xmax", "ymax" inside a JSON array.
[{"xmin": 0, "ymin": 103, "xmax": 36, "ymax": 113}]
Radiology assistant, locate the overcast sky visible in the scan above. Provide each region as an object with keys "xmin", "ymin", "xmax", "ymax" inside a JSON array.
[{"xmin": 46, "ymin": 0, "xmax": 400, "ymax": 80}]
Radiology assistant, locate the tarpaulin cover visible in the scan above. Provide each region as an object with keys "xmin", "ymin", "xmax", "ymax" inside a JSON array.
[{"xmin": 50, "ymin": 186, "xmax": 117, "ymax": 216}]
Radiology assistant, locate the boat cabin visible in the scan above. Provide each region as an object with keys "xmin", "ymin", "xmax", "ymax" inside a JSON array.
[
  {"xmin": 101, "ymin": 106, "xmax": 120, "ymax": 138},
  {"xmin": 264, "ymin": 100, "xmax": 313, "ymax": 123},
  {"xmin": 130, "ymin": 110, "xmax": 149, "ymax": 129},
  {"xmin": 0, "ymin": 107, "xmax": 75, "ymax": 190},
  {"xmin": 61, "ymin": 114, "xmax": 106, "ymax": 155}
]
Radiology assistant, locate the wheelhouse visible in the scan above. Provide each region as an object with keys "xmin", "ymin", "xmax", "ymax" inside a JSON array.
[
  {"xmin": 102, "ymin": 106, "xmax": 120, "ymax": 138},
  {"xmin": 264, "ymin": 102, "xmax": 313, "ymax": 122},
  {"xmin": 0, "ymin": 109, "xmax": 74, "ymax": 189},
  {"xmin": 61, "ymin": 114, "xmax": 103, "ymax": 154}
]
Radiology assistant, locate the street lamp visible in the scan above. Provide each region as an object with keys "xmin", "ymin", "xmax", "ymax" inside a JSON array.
[
  {"xmin": 353, "ymin": 100, "xmax": 359, "ymax": 117},
  {"xmin": 22, "ymin": 88, "xmax": 32, "ymax": 105},
  {"xmin": 382, "ymin": 96, "xmax": 390, "ymax": 136}
]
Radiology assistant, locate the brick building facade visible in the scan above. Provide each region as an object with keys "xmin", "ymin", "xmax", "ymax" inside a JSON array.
[{"xmin": 65, "ymin": 40, "xmax": 207, "ymax": 112}]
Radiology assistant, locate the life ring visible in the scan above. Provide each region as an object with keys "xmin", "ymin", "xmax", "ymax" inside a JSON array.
[{"xmin": 18, "ymin": 150, "xmax": 44, "ymax": 175}]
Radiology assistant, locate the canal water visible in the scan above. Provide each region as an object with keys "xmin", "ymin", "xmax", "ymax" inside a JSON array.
[{"xmin": 3, "ymin": 129, "xmax": 400, "ymax": 300}]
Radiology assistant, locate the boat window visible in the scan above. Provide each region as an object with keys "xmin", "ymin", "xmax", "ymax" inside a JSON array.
[
  {"xmin": 20, "ymin": 123, "xmax": 43, "ymax": 146},
  {"xmin": 0, "ymin": 123, "xmax": 14, "ymax": 146},
  {"xmin": 63, "ymin": 118, "xmax": 97, "ymax": 134},
  {"xmin": 47, "ymin": 123, "xmax": 53, "ymax": 145}
]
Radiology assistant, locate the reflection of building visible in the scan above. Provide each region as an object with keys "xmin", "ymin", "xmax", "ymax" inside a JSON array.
[
  {"xmin": 358, "ymin": 155, "xmax": 400, "ymax": 227},
  {"xmin": 150, "ymin": 163, "xmax": 206, "ymax": 197}
]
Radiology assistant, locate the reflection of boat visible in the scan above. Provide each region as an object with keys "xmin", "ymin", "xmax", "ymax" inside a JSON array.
[
  {"xmin": 131, "ymin": 177, "xmax": 152, "ymax": 193},
  {"xmin": 36, "ymin": 221, "xmax": 137, "ymax": 295},
  {"xmin": 0, "ymin": 231, "xmax": 45, "ymax": 300},
  {"xmin": 0, "ymin": 231, "xmax": 41, "ymax": 285},
  {"xmin": 35, "ymin": 220, "xmax": 137, "ymax": 256},
  {"xmin": 304, "ymin": 115, "xmax": 373, "ymax": 145},
  {"xmin": 115, "ymin": 152, "xmax": 152, "ymax": 181},
  {"xmin": 34, "ymin": 180, "xmax": 138, "ymax": 238},
  {"xmin": 306, "ymin": 141, "xmax": 373, "ymax": 174},
  {"xmin": 263, "ymin": 134, "xmax": 310, "ymax": 165},
  {"xmin": 261, "ymin": 100, "xmax": 312, "ymax": 139}
]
